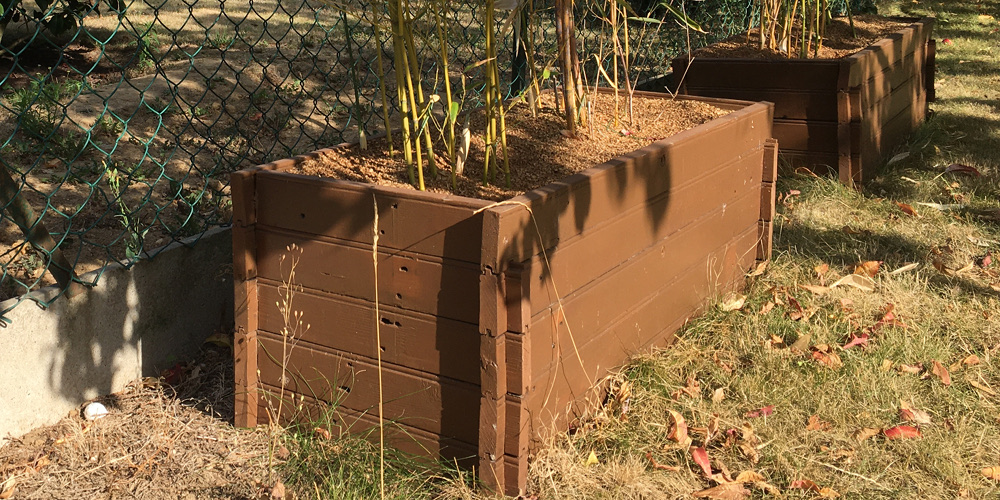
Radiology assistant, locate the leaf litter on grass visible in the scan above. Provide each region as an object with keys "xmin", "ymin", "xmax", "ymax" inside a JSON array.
[{"xmin": 521, "ymin": 33, "xmax": 1000, "ymax": 493}]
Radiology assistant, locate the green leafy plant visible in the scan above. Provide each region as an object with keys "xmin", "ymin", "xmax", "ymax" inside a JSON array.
[
  {"xmin": 105, "ymin": 163, "xmax": 149, "ymax": 260},
  {"xmin": 0, "ymin": 0, "xmax": 125, "ymax": 44}
]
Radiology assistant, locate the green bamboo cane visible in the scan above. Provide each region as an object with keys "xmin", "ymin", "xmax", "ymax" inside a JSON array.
[{"xmin": 402, "ymin": 0, "xmax": 437, "ymax": 180}]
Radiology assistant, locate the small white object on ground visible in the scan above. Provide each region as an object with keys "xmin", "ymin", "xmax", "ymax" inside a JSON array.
[{"xmin": 84, "ymin": 402, "xmax": 108, "ymax": 420}]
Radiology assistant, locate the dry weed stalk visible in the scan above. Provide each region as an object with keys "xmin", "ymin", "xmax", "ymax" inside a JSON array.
[{"xmin": 264, "ymin": 243, "xmax": 310, "ymax": 484}]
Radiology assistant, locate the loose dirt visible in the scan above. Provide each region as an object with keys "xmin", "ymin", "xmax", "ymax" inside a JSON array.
[
  {"xmin": 692, "ymin": 15, "xmax": 912, "ymax": 60},
  {"xmin": 292, "ymin": 93, "xmax": 731, "ymax": 201}
]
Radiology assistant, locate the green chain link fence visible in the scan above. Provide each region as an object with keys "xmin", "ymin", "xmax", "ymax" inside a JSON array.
[{"xmin": 2, "ymin": 0, "xmax": 872, "ymax": 321}]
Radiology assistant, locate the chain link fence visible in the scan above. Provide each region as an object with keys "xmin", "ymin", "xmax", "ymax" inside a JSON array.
[{"xmin": 0, "ymin": 0, "xmax": 764, "ymax": 319}]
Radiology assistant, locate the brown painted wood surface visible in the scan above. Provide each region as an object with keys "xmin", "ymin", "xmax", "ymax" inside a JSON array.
[
  {"xmin": 232, "ymin": 93, "xmax": 776, "ymax": 496},
  {"xmin": 256, "ymin": 334, "xmax": 482, "ymax": 446},
  {"xmin": 670, "ymin": 17, "xmax": 935, "ymax": 185}
]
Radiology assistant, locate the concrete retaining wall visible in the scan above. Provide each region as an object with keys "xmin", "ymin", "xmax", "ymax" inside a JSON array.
[{"xmin": 0, "ymin": 227, "xmax": 233, "ymax": 445}]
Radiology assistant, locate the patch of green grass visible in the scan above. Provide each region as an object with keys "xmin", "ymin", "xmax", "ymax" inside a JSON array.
[
  {"xmin": 521, "ymin": 1, "xmax": 1000, "ymax": 498},
  {"xmin": 278, "ymin": 405, "xmax": 477, "ymax": 500}
]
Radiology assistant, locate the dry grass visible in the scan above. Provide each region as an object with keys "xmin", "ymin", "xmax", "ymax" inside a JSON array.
[
  {"xmin": 508, "ymin": 0, "xmax": 1000, "ymax": 496},
  {"xmin": 4, "ymin": 0, "xmax": 1000, "ymax": 498},
  {"xmin": 0, "ymin": 345, "xmax": 273, "ymax": 499}
]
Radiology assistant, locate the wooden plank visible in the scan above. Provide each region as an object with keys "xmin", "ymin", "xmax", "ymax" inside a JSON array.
[
  {"xmin": 529, "ymin": 227, "xmax": 758, "ymax": 401},
  {"xmin": 772, "ymin": 119, "xmax": 862, "ymax": 154},
  {"xmin": 757, "ymin": 220, "xmax": 773, "ymax": 261},
  {"xmin": 487, "ymin": 102, "xmax": 772, "ymax": 270},
  {"xmin": 256, "ymin": 384, "xmax": 479, "ymax": 463},
  {"xmin": 680, "ymin": 87, "xmax": 839, "ymax": 121},
  {"xmin": 232, "ymin": 169, "xmax": 259, "ymax": 428},
  {"xmin": 255, "ymin": 171, "xmax": 486, "ymax": 263},
  {"xmin": 255, "ymin": 228, "xmax": 481, "ymax": 323},
  {"xmin": 256, "ymin": 335, "xmax": 482, "ymax": 445},
  {"xmin": 673, "ymin": 58, "xmax": 843, "ymax": 91},
  {"xmin": 762, "ymin": 137, "xmax": 779, "ymax": 184},
  {"xmin": 926, "ymin": 39, "xmax": 936, "ymax": 102},
  {"xmin": 478, "ymin": 205, "xmax": 507, "ymax": 491},
  {"xmin": 234, "ymin": 322, "xmax": 258, "ymax": 428},
  {"xmin": 519, "ymin": 187, "xmax": 760, "ymax": 390},
  {"xmin": 758, "ymin": 138, "xmax": 777, "ymax": 260},
  {"xmin": 846, "ymin": 18, "xmax": 933, "ymax": 87},
  {"xmin": 856, "ymin": 49, "xmax": 921, "ymax": 108},
  {"xmin": 256, "ymin": 283, "xmax": 480, "ymax": 384},
  {"xmin": 521, "ymin": 150, "xmax": 763, "ymax": 316},
  {"xmin": 510, "ymin": 227, "xmax": 759, "ymax": 450}
]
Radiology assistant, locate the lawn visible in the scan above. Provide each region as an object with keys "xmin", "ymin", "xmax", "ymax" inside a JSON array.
[{"xmin": 2, "ymin": 0, "xmax": 998, "ymax": 497}]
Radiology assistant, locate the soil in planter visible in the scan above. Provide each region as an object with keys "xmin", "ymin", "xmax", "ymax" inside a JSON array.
[
  {"xmin": 692, "ymin": 15, "xmax": 911, "ymax": 60},
  {"xmin": 291, "ymin": 93, "xmax": 730, "ymax": 201}
]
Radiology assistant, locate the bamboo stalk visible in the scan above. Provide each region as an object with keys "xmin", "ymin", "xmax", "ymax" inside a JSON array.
[{"xmin": 402, "ymin": 0, "xmax": 436, "ymax": 180}]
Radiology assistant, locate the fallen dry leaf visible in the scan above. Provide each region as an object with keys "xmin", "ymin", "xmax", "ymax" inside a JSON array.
[
  {"xmin": 749, "ymin": 261, "xmax": 768, "ymax": 277},
  {"xmin": 931, "ymin": 360, "xmax": 952, "ymax": 386},
  {"xmin": 585, "ymin": 450, "xmax": 600, "ymax": 466},
  {"xmin": 843, "ymin": 333, "xmax": 870, "ymax": 350},
  {"xmin": 0, "ymin": 478, "xmax": 15, "ymax": 500},
  {"xmin": 944, "ymin": 163, "xmax": 982, "ymax": 176},
  {"xmin": 815, "ymin": 263, "xmax": 830, "ymax": 278},
  {"xmin": 735, "ymin": 470, "xmax": 765, "ymax": 483},
  {"xmin": 807, "ymin": 414, "xmax": 832, "ymax": 431},
  {"xmin": 746, "ymin": 405, "xmax": 775, "ymax": 418},
  {"xmin": 270, "ymin": 480, "xmax": 286, "ymax": 500},
  {"xmin": 830, "ymin": 274, "xmax": 876, "ymax": 292},
  {"xmin": 800, "ymin": 284, "xmax": 831, "ymax": 295},
  {"xmin": 898, "ymin": 363, "xmax": 924, "ymax": 374},
  {"xmin": 982, "ymin": 466, "xmax": 1000, "ymax": 480},
  {"xmin": 790, "ymin": 333, "xmax": 812, "ymax": 353},
  {"xmin": 855, "ymin": 261, "xmax": 882, "ymax": 277},
  {"xmin": 899, "ymin": 401, "xmax": 933, "ymax": 424},
  {"xmin": 933, "ymin": 258, "xmax": 953, "ymax": 276},
  {"xmin": 886, "ymin": 152, "xmax": 910, "ymax": 165},
  {"xmin": 672, "ymin": 377, "xmax": 701, "ymax": 400},
  {"xmin": 884, "ymin": 425, "xmax": 922, "ymax": 440},
  {"xmin": 712, "ymin": 388, "xmax": 726, "ymax": 404},
  {"xmin": 896, "ymin": 201, "xmax": 919, "ymax": 216},
  {"xmin": 691, "ymin": 446, "xmax": 713, "ymax": 478},
  {"xmin": 790, "ymin": 479, "xmax": 840, "ymax": 497},
  {"xmin": 692, "ymin": 482, "xmax": 750, "ymax": 500},
  {"xmin": 855, "ymin": 428, "xmax": 881, "ymax": 442},
  {"xmin": 721, "ymin": 292, "xmax": 747, "ymax": 312},
  {"xmin": 668, "ymin": 410, "xmax": 691, "ymax": 445},
  {"xmin": 873, "ymin": 304, "xmax": 907, "ymax": 331},
  {"xmin": 812, "ymin": 349, "xmax": 844, "ymax": 369},
  {"xmin": 880, "ymin": 359, "xmax": 894, "ymax": 372},
  {"xmin": 314, "ymin": 427, "xmax": 332, "ymax": 440},
  {"xmin": 759, "ymin": 301, "xmax": 775, "ymax": 315},
  {"xmin": 963, "ymin": 355, "xmax": 981, "ymax": 366},
  {"xmin": 979, "ymin": 251, "xmax": 992, "ymax": 268},
  {"xmin": 646, "ymin": 451, "xmax": 682, "ymax": 472},
  {"xmin": 968, "ymin": 378, "xmax": 998, "ymax": 397},
  {"xmin": 889, "ymin": 262, "xmax": 920, "ymax": 275}
]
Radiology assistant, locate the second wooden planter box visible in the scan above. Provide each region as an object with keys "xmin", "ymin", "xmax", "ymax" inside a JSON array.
[
  {"xmin": 671, "ymin": 17, "xmax": 935, "ymax": 185},
  {"xmin": 232, "ymin": 93, "xmax": 776, "ymax": 495}
]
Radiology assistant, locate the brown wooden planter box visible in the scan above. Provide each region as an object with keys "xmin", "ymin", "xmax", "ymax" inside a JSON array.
[
  {"xmin": 231, "ymin": 92, "xmax": 777, "ymax": 495},
  {"xmin": 671, "ymin": 17, "xmax": 935, "ymax": 185}
]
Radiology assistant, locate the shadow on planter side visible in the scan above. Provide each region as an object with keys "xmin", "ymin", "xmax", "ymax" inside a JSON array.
[
  {"xmin": 231, "ymin": 92, "xmax": 776, "ymax": 495},
  {"xmin": 669, "ymin": 17, "xmax": 935, "ymax": 186}
]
